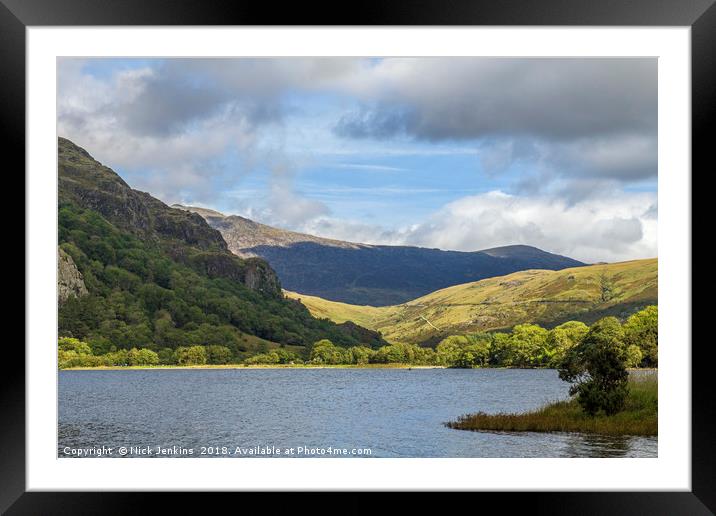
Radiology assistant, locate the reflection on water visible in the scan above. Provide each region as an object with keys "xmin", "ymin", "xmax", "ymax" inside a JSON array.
[
  {"xmin": 562, "ymin": 433, "xmax": 648, "ymax": 458},
  {"xmin": 58, "ymin": 368, "xmax": 657, "ymax": 458}
]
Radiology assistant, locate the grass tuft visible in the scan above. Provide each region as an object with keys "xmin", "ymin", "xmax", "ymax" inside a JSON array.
[{"xmin": 446, "ymin": 375, "xmax": 657, "ymax": 436}]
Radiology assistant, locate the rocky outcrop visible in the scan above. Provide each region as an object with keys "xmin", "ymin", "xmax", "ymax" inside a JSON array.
[
  {"xmin": 58, "ymin": 137, "xmax": 227, "ymax": 252},
  {"xmin": 243, "ymin": 258, "xmax": 282, "ymax": 296},
  {"xmin": 58, "ymin": 247, "xmax": 87, "ymax": 303},
  {"xmin": 186, "ymin": 252, "xmax": 282, "ymax": 297},
  {"xmin": 58, "ymin": 137, "xmax": 280, "ymax": 295}
]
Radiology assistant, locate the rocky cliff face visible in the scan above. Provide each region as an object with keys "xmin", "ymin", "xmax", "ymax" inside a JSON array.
[
  {"xmin": 58, "ymin": 247, "xmax": 87, "ymax": 303},
  {"xmin": 59, "ymin": 138, "xmax": 227, "ymax": 251},
  {"xmin": 58, "ymin": 137, "xmax": 281, "ymax": 297}
]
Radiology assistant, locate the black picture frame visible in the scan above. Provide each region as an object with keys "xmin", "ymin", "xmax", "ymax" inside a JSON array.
[{"xmin": 5, "ymin": 0, "xmax": 712, "ymax": 512}]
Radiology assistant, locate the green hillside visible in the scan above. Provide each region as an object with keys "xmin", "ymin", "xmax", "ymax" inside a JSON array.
[
  {"xmin": 286, "ymin": 258, "xmax": 657, "ymax": 345},
  {"xmin": 57, "ymin": 137, "xmax": 387, "ymax": 361}
]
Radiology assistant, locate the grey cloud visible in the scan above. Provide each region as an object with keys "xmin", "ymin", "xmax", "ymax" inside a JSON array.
[
  {"xmin": 334, "ymin": 104, "xmax": 414, "ymax": 139},
  {"xmin": 335, "ymin": 58, "xmax": 656, "ymax": 142},
  {"xmin": 119, "ymin": 74, "xmax": 230, "ymax": 136},
  {"xmin": 332, "ymin": 58, "xmax": 657, "ymax": 187}
]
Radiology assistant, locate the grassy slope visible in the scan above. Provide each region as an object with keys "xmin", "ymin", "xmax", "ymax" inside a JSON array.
[
  {"xmin": 446, "ymin": 375, "xmax": 657, "ymax": 436},
  {"xmin": 286, "ymin": 258, "xmax": 657, "ymax": 345}
]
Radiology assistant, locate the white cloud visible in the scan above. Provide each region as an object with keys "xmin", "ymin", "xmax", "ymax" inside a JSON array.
[{"xmin": 295, "ymin": 190, "xmax": 657, "ymax": 263}]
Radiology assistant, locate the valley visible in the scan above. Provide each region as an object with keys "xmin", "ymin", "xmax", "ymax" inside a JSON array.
[{"xmin": 286, "ymin": 258, "xmax": 657, "ymax": 345}]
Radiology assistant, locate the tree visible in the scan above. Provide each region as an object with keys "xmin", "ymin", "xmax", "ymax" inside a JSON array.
[
  {"xmin": 127, "ymin": 347, "xmax": 159, "ymax": 366},
  {"xmin": 206, "ymin": 345, "xmax": 233, "ymax": 365},
  {"xmin": 559, "ymin": 317, "xmax": 629, "ymax": 416},
  {"xmin": 436, "ymin": 336, "xmax": 465, "ymax": 366},
  {"xmin": 349, "ymin": 346, "xmax": 375, "ymax": 365},
  {"xmin": 453, "ymin": 342, "xmax": 490, "ymax": 368},
  {"xmin": 244, "ymin": 352, "xmax": 281, "ymax": 365},
  {"xmin": 175, "ymin": 345, "xmax": 207, "ymax": 365},
  {"xmin": 158, "ymin": 347, "xmax": 177, "ymax": 365},
  {"xmin": 623, "ymin": 306, "xmax": 657, "ymax": 366},
  {"xmin": 625, "ymin": 344, "xmax": 644, "ymax": 368},
  {"xmin": 58, "ymin": 337, "xmax": 92, "ymax": 355},
  {"xmin": 547, "ymin": 321, "xmax": 589, "ymax": 368},
  {"xmin": 310, "ymin": 339, "xmax": 348, "ymax": 364},
  {"xmin": 489, "ymin": 333, "xmax": 512, "ymax": 366},
  {"xmin": 509, "ymin": 324, "xmax": 549, "ymax": 367}
]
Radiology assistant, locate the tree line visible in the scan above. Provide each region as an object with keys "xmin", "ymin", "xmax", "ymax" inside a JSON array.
[{"xmin": 59, "ymin": 306, "xmax": 657, "ymax": 369}]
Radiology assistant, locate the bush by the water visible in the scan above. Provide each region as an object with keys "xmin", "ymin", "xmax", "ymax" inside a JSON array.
[{"xmin": 447, "ymin": 374, "xmax": 657, "ymax": 436}]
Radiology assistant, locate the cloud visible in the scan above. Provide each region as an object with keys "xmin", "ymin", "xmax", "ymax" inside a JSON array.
[
  {"xmin": 333, "ymin": 58, "xmax": 657, "ymax": 189},
  {"xmin": 295, "ymin": 190, "xmax": 657, "ymax": 263},
  {"xmin": 403, "ymin": 190, "xmax": 657, "ymax": 263},
  {"xmin": 334, "ymin": 58, "xmax": 656, "ymax": 142},
  {"xmin": 334, "ymin": 163, "xmax": 407, "ymax": 172}
]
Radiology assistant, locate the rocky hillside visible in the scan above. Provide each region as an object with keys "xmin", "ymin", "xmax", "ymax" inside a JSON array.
[
  {"xmin": 177, "ymin": 204, "xmax": 585, "ymax": 306},
  {"xmin": 173, "ymin": 204, "xmax": 363, "ymax": 254},
  {"xmin": 57, "ymin": 138, "xmax": 386, "ymax": 355},
  {"xmin": 60, "ymin": 138, "xmax": 279, "ymax": 297}
]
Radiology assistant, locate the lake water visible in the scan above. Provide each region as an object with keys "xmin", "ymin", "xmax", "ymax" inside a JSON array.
[{"xmin": 58, "ymin": 368, "xmax": 657, "ymax": 458}]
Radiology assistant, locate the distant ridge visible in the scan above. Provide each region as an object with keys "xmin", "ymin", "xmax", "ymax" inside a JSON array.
[{"xmin": 176, "ymin": 204, "xmax": 586, "ymax": 306}]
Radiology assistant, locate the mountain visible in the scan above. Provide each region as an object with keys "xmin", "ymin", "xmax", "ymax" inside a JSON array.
[
  {"xmin": 286, "ymin": 258, "xmax": 658, "ymax": 346},
  {"xmin": 175, "ymin": 205, "xmax": 586, "ymax": 306},
  {"xmin": 57, "ymin": 137, "xmax": 387, "ymax": 357}
]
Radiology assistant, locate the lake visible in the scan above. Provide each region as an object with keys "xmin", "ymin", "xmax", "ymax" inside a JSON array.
[{"xmin": 58, "ymin": 368, "xmax": 657, "ymax": 458}]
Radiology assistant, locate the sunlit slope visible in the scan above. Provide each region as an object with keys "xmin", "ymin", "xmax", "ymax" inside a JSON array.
[
  {"xmin": 286, "ymin": 258, "xmax": 657, "ymax": 345},
  {"xmin": 283, "ymin": 292, "xmax": 400, "ymax": 329}
]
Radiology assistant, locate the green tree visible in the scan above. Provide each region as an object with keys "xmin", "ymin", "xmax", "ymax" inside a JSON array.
[
  {"xmin": 175, "ymin": 345, "xmax": 207, "ymax": 365},
  {"xmin": 509, "ymin": 324, "xmax": 549, "ymax": 367},
  {"xmin": 58, "ymin": 337, "xmax": 92, "ymax": 355},
  {"xmin": 547, "ymin": 321, "xmax": 589, "ymax": 368},
  {"xmin": 127, "ymin": 347, "xmax": 160, "ymax": 366},
  {"xmin": 489, "ymin": 333, "xmax": 512, "ymax": 366},
  {"xmin": 436, "ymin": 336, "xmax": 466, "ymax": 366},
  {"xmin": 414, "ymin": 346, "xmax": 437, "ymax": 366},
  {"xmin": 244, "ymin": 352, "xmax": 281, "ymax": 365},
  {"xmin": 623, "ymin": 306, "xmax": 657, "ymax": 367},
  {"xmin": 349, "ymin": 346, "xmax": 375, "ymax": 365},
  {"xmin": 559, "ymin": 317, "xmax": 629, "ymax": 416},
  {"xmin": 206, "ymin": 345, "xmax": 233, "ymax": 365},
  {"xmin": 309, "ymin": 339, "xmax": 349, "ymax": 364},
  {"xmin": 625, "ymin": 344, "xmax": 644, "ymax": 368},
  {"xmin": 158, "ymin": 347, "xmax": 177, "ymax": 365},
  {"xmin": 372, "ymin": 343, "xmax": 413, "ymax": 364},
  {"xmin": 453, "ymin": 342, "xmax": 490, "ymax": 368}
]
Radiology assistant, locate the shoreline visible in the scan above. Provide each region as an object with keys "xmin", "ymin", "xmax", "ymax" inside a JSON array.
[
  {"xmin": 61, "ymin": 364, "xmax": 447, "ymax": 371},
  {"xmin": 60, "ymin": 364, "xmax": 657, "ymax": 372}
]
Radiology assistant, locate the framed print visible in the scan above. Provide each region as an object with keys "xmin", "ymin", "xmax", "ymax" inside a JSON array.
[{"xmin": 6, "ymin": 0, "xmax": 713, "ymax": 512}]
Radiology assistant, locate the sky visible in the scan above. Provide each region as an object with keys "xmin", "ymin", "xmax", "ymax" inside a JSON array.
[{"xmin": 57, "ymin": 57, "xmax": 657, "ymax": 263}]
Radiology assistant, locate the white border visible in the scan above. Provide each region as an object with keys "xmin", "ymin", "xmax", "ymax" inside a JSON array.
[{"xmin": 27, "ymin": 27, "xmax": 691, "ymax": 491}]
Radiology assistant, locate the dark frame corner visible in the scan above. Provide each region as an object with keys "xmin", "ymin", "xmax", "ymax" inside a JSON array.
[{"xmin": 6, "ymin": 0, "xmax": 713, "ymax": 513}]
